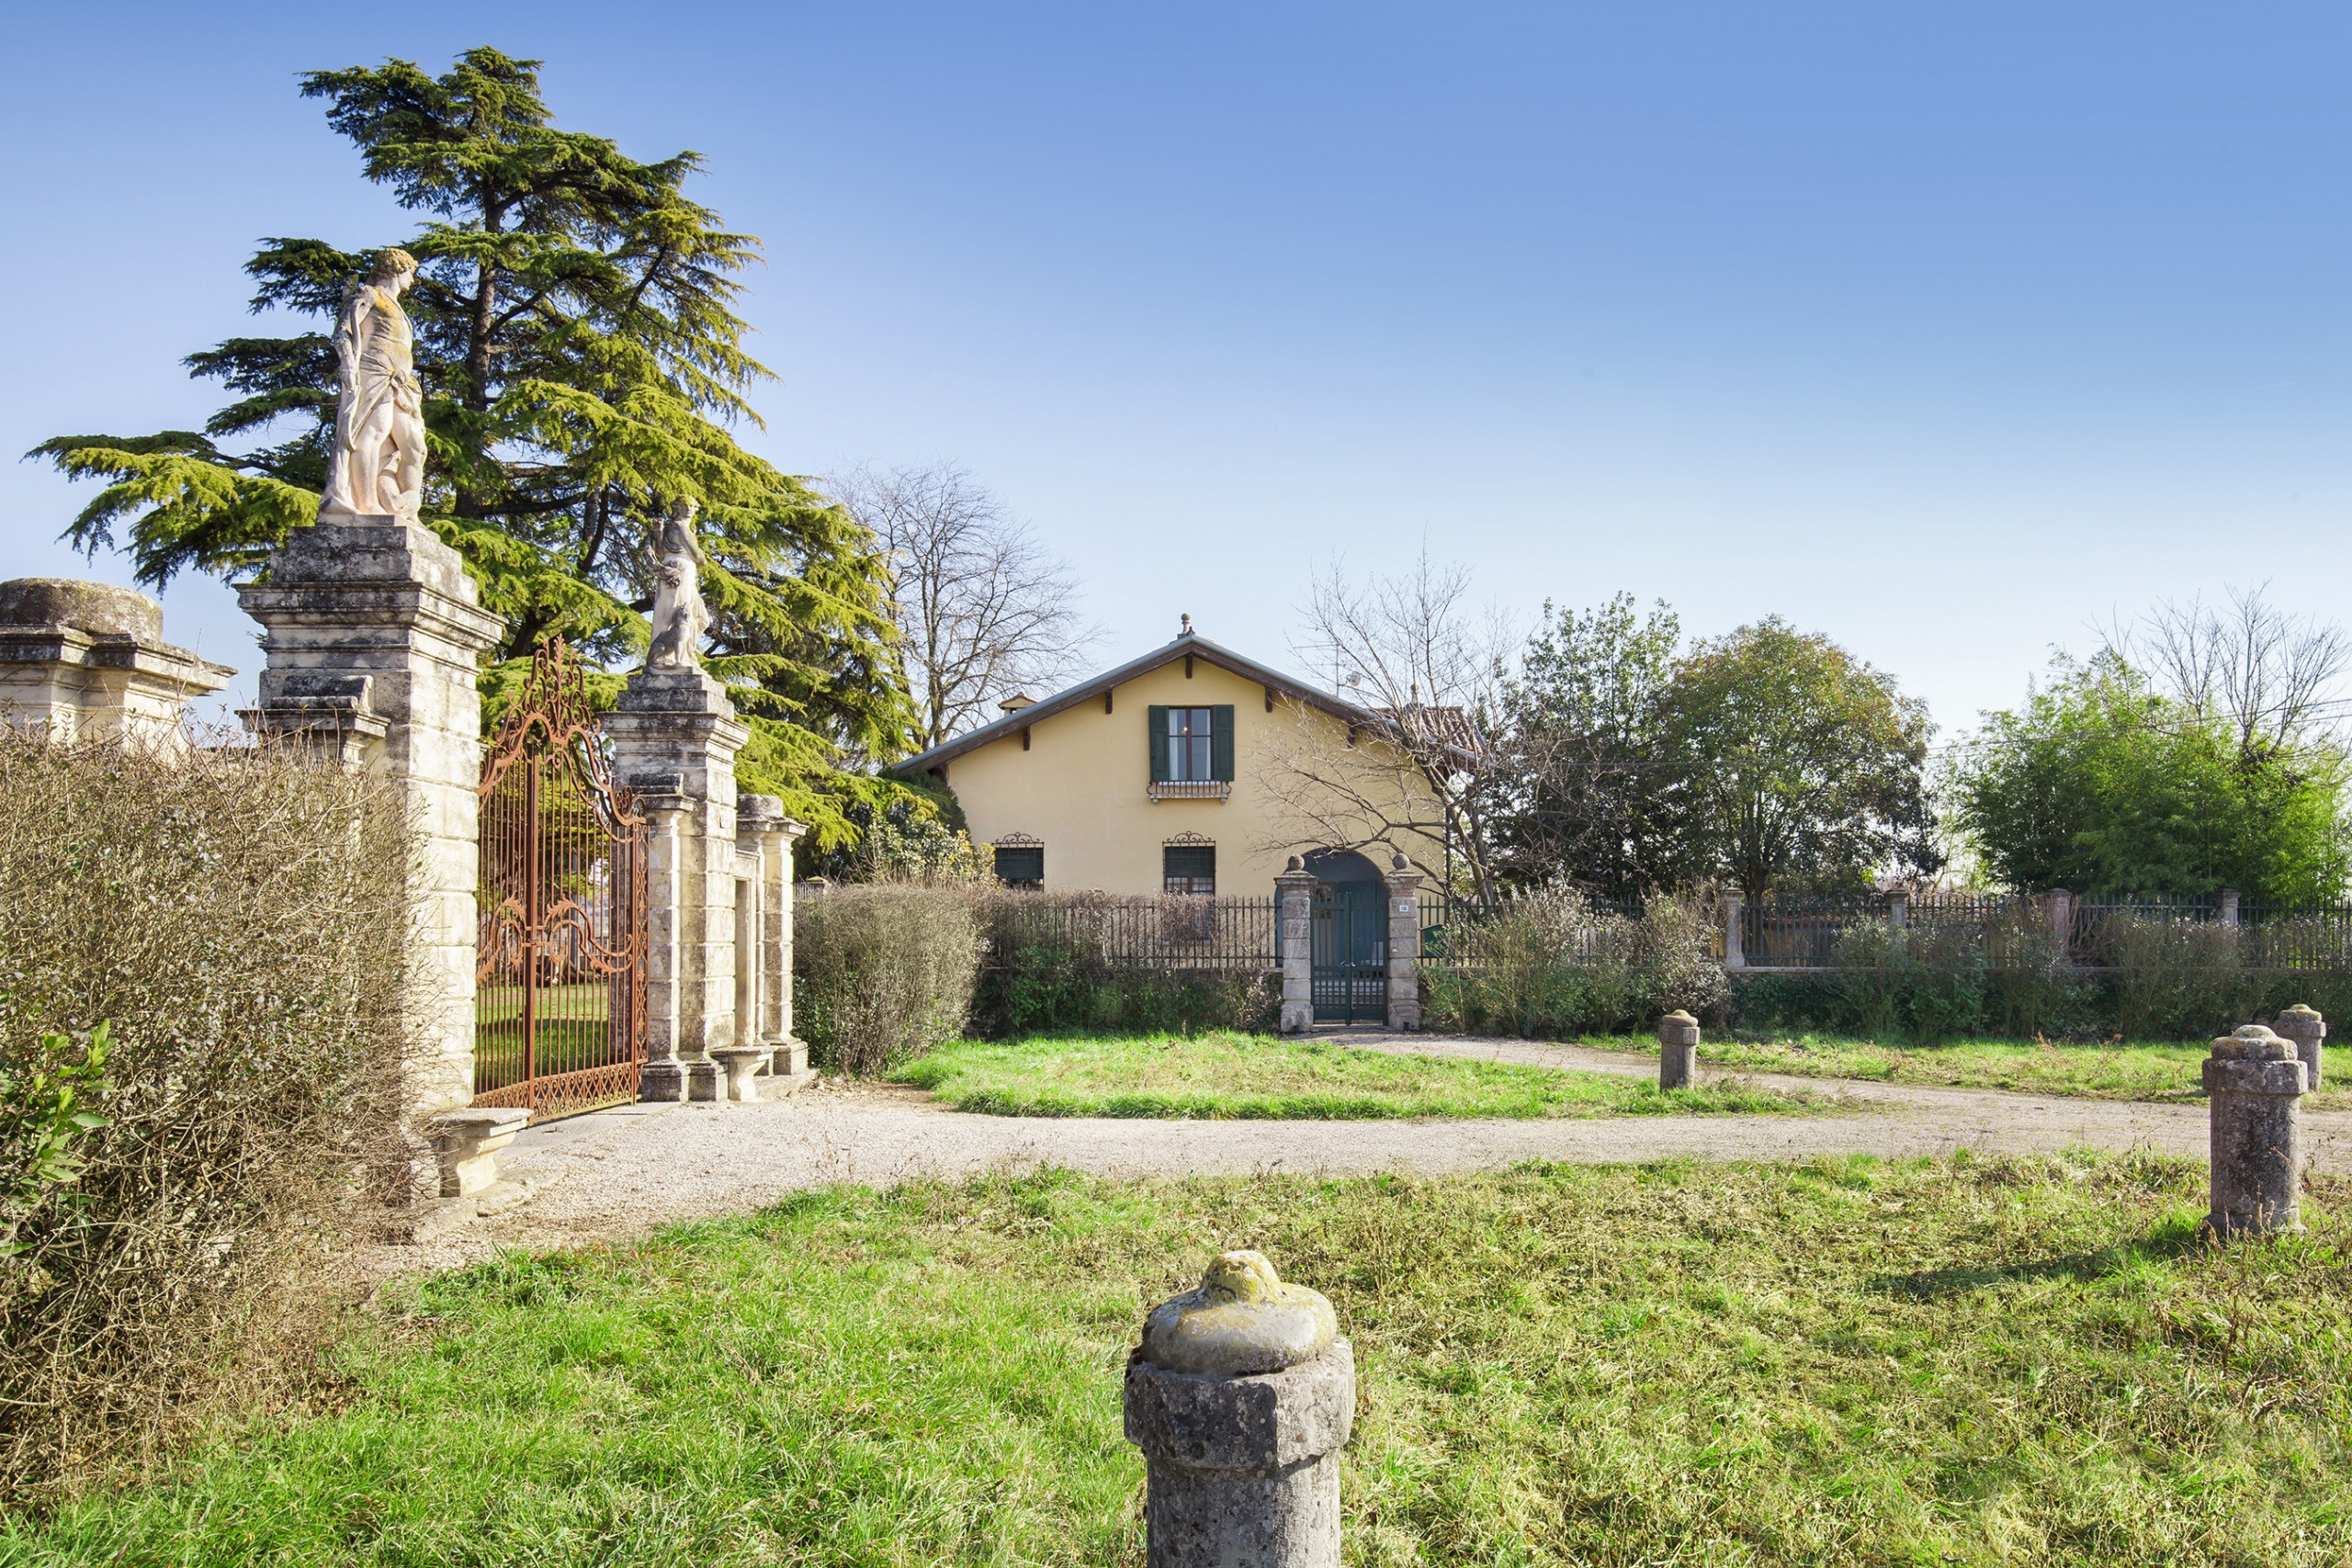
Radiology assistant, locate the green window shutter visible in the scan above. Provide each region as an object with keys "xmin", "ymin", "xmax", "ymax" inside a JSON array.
[
  {"xmin": 1148, "ymin": 705, "xmax": 1170, "ymax": 783},
  {"xmin": 1211, "ymin": 705, "xmax": 1235, "ymax": 782}
]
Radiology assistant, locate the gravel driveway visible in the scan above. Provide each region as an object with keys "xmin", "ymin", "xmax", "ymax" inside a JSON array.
[{"xmin": 397, "ymin": 1034, "xmax": 2352, "ymax": 1271}]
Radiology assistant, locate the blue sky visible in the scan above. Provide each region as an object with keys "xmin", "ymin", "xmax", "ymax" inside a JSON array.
[{"xmin": 5, "ymin": 3, "xmax": 2347, "ymax": 744}]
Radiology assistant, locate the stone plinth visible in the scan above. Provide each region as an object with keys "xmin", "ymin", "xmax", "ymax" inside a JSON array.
[
  {"xmin": 1658, "ymin": 1010, "xmax": 1701, "ymax": 1090},
  {"xmin": 1125, "ymin": 1251, "xmax": 1352, "ymax": 1568},
  {"xmin": 1275, "ymin": 861, "xmax": 1316, "ymax": 1034},
  {"xmin": 605, "ymin": 666, "xmax": 748, "ymax": 1102},
  {"xmin": 1382, "ymin": 854, "xmax": 1423, "ymax": 1032},
  {"xmin": 738, "ymin": 793, "xmax": 814, "ymax": 1091},
  {"xmin": 238, "ymin": 519, "xmax": 503, "ymax": 1177},
  {"xmin": 2275, "ymin": 1004, "xmax": 2325, "ymax": 1092},
  {"xmin": 0, "ymin": 578, "xmax": 232, "ymax": 746},
  {"xmin": 425, "ymin": 1107, "xmax": 529, "ymax": 1196},
  {"xmin": 2203, "ymin": 1025, "xmax": 2307, "ymax": 1237},
  {"xmin": 1722, "ymin": 891, "xmax": 1746, "ymax": 972}
]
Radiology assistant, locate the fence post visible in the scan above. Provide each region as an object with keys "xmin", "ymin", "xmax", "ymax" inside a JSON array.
[
  {"xmin": 2040, "ymin": 887, "xmax": 2074, "ymax": 963},
  {"xmin": 1276, "ymin": 858, "xmax": 1317, "ymax": 1033},
  {"xmin": 739, "ymin": 796, "xmax": 813, "ymax": 1091},
  {"xmin": 2219, "ymin": 887, "xmax": 2241, "ymax": 928},
  {"xmin": 1382, "ymin": 854, "xmax": 1422, "ymax": 1032},
  {"xmin": 1722, "ymin": 891, "xmax": 1746, "ymax": 972},
  {"xmin": 1884, "ymin": 889, "xmax": 1908, "ymax": 930}
]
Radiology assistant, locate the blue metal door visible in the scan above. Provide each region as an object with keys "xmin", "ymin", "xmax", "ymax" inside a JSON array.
[{"xmin": 1311, "ymin": 884, "xmax": 1386, "ymax": 1023}]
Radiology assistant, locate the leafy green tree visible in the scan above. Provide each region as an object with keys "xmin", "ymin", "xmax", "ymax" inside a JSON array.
[
  {"xmin": 1495, "ymin": 593, "xmax": 1681, "ymax": 894},
  {"xmin": 1945, "ymin": 652, "xmax": 2348, "ymax": 901},
  {"xmin": 1655, "ymin": 617, "xmax": 1939, "ymax": 899},
  {"xmin": 30, "ymin": 47, "xmax": 921, "ymax": 845}
]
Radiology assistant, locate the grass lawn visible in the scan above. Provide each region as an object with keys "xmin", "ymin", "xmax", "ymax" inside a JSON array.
[
  {"xmin": 888, "ymin": 1032, "xmax": 1818, "ymax": 1118},
  {"xmin": 1579, "ymin": 1032, "xmax": 2352, "ymax": 1110},
  {"xmin": 10, "ymin": 1156, "xmax": 2348, "ymax": 1565}
]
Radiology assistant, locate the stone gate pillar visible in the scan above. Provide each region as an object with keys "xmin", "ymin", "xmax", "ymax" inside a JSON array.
[
  {"xmin": 605, "ymin": 664, "xmax": 746, "ymax": 1101},
  {"xmin": 738, "ymin": 794, "xmax": 814, "ymax": 1089},
  {"xmin": 237, "ymin": 518, "xmax": 503, "ymax": 1165},
  {"xmin": 1276, "ymin": 858, "xmax": 1317, "ymax": 1034},
  {"xmin": 1383, "ymin": 853, "xmax": 1423, "ymax": 1032}
]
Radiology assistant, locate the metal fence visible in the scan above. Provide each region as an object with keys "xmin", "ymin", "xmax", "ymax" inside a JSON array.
[
  {"xmin": 986, "ymin": 891, "xmax": 1278, "ymax": 972},
  {"xmin": 1726, "ymin": 893, "xmax": 2352, "ymax": 973}
]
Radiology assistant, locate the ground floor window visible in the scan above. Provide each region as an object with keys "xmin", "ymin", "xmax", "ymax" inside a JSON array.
[
  {"xmin": 994, "ymin": 844, "xmax": 1044, "ymax": 886},
  {"xmin": 1162, "ymin": 843, "xmax": 1216, "ymax": 896}
]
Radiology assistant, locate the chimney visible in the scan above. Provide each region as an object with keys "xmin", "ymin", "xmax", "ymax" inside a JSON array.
[{"xmin": 999, "ymin": 692, "xmax": 1036, "ymax": 714}]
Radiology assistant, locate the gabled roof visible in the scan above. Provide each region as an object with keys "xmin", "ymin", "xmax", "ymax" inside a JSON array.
[{"xmin": 887, "ymin": 631, "xmax": 1385, "ymax": 775}]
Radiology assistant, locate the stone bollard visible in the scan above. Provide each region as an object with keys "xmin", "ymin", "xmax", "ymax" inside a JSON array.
[
  {"xmin": 2275, "ymin": 1004, "xmax": 2325, "ymax": 1092},
  {"xmin": 1657, "ymin": 1010, "xmax": 1701, "ymax": 1091},
  {"xmin": 2203, "ymin": 1025, "xmax": 2308, "ymax": 1237},
  {"xmin": 1125, "ymin": 1250, "xmax": 1353, "ymax": 1568}
]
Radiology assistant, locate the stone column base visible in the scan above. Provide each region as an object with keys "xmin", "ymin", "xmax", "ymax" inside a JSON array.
[{"xmin": 640, "ymin": 1060, "xmax": 689, "ymax": 1103}]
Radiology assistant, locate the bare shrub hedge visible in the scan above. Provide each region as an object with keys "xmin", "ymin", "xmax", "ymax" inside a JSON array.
[
  {"xmin": 0, "ymin": 732, "xmax": 413, "ymax": 1499},
  {"xmin": 795, "ymin": 884, "xmax": 983, "ymax": 1076},
  {"xmin": 1422, "ymin": 886, "xmax": 1727, "ymax": 1038}
]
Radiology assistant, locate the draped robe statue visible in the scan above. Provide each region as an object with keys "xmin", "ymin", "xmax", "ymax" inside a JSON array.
[
  {"xmin": 646, "ymin": 499, "xmax": 709, "ymax": 671},
  {"xmin": 320, "ymin": 248, "xmax": 426, "ymax": 523}
]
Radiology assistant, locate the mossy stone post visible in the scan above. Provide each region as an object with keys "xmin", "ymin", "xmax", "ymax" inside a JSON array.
[
  {"xmin": 1382, "ymin": 853, "xmax": 1422, "ymax": 1032},
  {"xmin": 1125, "ymin": 1250, "xmax": 1353, "ymax": 1568},
  {"xmin": 2202, "ymin": 1024, "xmax": 2308, "ymax": 1237},
  {"xmin": 2275, "ymin": 1004, "xmax": 2325, "ymax": 1092},
  {"xmin": 1276, "ymin": 859, "xmax": 1317, "ymax": 1034},
  {"xmin": 1658, "ymin": 1010, "xmax": 1700, "ymax": 1090}
]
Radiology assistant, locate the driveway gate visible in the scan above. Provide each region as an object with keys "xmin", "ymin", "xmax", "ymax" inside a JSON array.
[
  {"xmin": 1311, "ymin": 883, "xmax": 1387, "ymax": 1023},
  {"xmin": 474, "ymin": 640, "xmax": 650, "ymax": 1122}
]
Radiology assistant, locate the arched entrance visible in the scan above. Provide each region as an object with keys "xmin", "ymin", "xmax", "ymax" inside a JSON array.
[{"xmin": 1306, "ymin": 850, "xmax": 1386, "ymax": 1024}]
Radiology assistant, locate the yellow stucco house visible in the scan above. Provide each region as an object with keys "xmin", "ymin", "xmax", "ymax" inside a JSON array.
[{"xmin": 889, "ymin": 624, "xmax": 1452, "ymax": 898}]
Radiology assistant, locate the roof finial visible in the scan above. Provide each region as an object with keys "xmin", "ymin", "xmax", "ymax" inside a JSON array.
[{"xmin": 1181, "ymin": 613, "xmax": 1193, "ymax": 637}]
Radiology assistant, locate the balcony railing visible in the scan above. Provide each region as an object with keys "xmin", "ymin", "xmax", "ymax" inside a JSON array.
[{"xmin": 1147, "ymin": 780, "xmax": 1230, "ymax": 802}]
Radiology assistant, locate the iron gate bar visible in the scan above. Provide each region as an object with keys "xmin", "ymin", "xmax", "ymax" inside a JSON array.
[{"xmin": 474, "ymin": 639, "xmax": 650, "ymax": 1123}]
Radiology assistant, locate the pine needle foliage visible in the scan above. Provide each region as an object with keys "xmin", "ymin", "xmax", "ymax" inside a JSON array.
[{"xmin": 29, "ymin": 47, "xmax": 923, "ymax": 845}]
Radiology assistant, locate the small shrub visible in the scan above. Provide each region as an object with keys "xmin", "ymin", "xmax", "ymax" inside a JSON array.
[
  {"xmin": 969, "ymin": 893, "xmax": 1276, "ymax": 1037},
  {"xmin": 0, "ymin": 731, "xmax": 413, "ymax": 1499},
  {"xmin": 2098, "ymin": 915, "xmax": 2262, "ymax": 1041},
  {"xmin": 795, "ymin": 884, "xmax": 983, "ymax": 1075}
]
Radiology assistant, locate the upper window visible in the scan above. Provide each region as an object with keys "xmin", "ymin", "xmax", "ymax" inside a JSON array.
[
  {"xmin": 993, "ymin": 845, "xmax": 1044, "ymax": 887},
  {"xmin": 1150, "ymin": 704, "xmax": 1234, "ymax": 784},
  {"xmin": 1167, "ymin": 706, "xmax": 1215, "ymax": 782}
]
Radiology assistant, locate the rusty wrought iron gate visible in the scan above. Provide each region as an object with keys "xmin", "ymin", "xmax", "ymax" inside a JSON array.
[{"xmin": 474, "ymin": 640, "xmax": 650, "ymax": 1122}]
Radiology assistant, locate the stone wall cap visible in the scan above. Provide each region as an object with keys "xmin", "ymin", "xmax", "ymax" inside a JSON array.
[
  {"xmin": 2211, "ymin": 1025, "xmax": 2294, "ymax": 1061},
  {"xmin": 1140, "ymin": 1249, "xmax": 1338, "ymax": 1376},
  {"xmin": 0, "ymin": 578, "xmax": 164, "ymax": 643}
]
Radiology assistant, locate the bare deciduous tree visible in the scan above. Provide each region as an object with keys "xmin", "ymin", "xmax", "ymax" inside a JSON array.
[
  {"xmin": 2109, "ymin": 582, "xmax": 2351, "ymax": 755},
  {"xmin": 833, "ymin": 464, "xmax": 1098, "ymax": 750},
  {"xmin": 1255, "ymin": 551, "xmax": 1512, "ymax": 896}
]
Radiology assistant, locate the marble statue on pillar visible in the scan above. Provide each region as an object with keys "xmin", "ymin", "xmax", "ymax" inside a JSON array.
[
  {"xmin": 647, "ymin": 499, "xmax": 709, "ymax": 671},
  {"xmin": 320, "ymin": 248, "xmax": 426, "ymax": 525}
]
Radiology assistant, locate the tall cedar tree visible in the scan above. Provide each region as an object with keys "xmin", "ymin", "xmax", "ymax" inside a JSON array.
[{"xmin": 31, "ymin": 48, "xmax": 922, "ymax": 846}]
